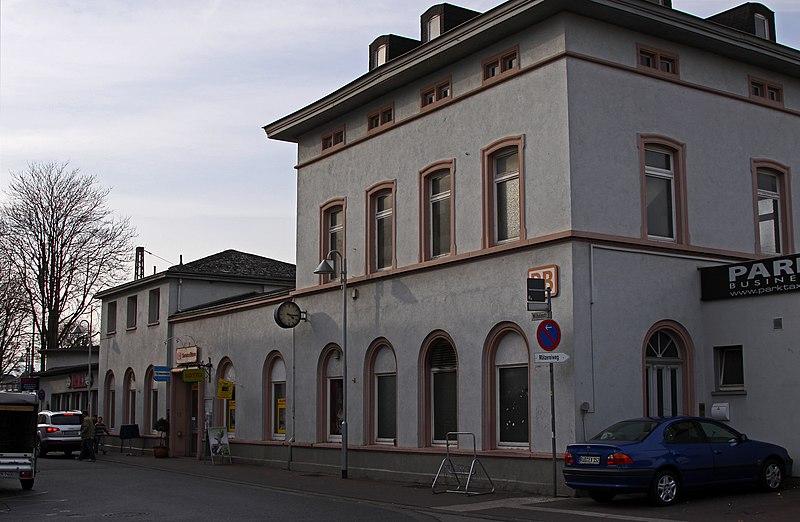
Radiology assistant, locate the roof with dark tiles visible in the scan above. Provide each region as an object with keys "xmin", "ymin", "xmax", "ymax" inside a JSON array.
[{"xmin": 167, "ymin": 249, "xmax": 295, "ymax": 281}]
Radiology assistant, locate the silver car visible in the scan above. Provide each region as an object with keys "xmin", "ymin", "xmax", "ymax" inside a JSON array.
[{"xmin": 36, "ymin": 410, "xmax": 83, "ymax": 457}]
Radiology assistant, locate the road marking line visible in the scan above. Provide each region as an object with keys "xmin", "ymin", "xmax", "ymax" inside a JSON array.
[{"xmin": 440, "ymin": 498, "xmax": 680, "ymax": 522}]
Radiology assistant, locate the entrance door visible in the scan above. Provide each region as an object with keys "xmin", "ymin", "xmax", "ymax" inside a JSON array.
[{"xmin": 190, "ymin": 383, "xmax": 199, "ymax": 455}]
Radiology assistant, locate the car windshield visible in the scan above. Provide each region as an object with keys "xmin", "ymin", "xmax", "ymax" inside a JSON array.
[
  {"xmin": 51, "ymin": 414, "xmax": 82, "ymax": 426},
  {"xmin": 591, "ymin": 420, "xmax": 660, "ymax": 442}
]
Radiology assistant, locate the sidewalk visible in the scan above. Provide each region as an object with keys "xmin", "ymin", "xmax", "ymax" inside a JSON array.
[{"xmin": 99, "ymin": 452, "xmax": 552, "ymax": 514}]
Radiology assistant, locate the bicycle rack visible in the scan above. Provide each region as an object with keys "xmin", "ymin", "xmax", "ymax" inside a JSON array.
[{"xmin": 431, "ymin": 432, "xmax": 495, "ymax": 496}]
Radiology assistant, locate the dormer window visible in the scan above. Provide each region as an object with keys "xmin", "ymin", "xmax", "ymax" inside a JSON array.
[
  {"xmin": 754, "ymin": 14, "xmax": 769, "ymax": 39},
  {"xmin": 427, "ymin": 15, "xmax": 441, "ymax": 40},
  {"xmin": 374, "ymin": 44, "xmax": 387, "ymax": 67}
]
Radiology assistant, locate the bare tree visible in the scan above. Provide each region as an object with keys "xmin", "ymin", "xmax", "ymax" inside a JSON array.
[
  {"xmin": 0, "ymin": 162, "xmax": 135, "ymax": 363},
  {"xmin": 0, "ymin": 246, "xmax": 29, "ymax": 376}
]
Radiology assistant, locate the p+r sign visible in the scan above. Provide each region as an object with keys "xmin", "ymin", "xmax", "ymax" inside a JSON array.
[{"xmin": 536, "ymin": 319, "xmax": 561, "ymax": 351}]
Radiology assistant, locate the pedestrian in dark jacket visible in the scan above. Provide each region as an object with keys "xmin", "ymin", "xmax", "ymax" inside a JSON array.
[{"xmin": 79, "ymin": 412, "xmax": 96, "ymax": 461}]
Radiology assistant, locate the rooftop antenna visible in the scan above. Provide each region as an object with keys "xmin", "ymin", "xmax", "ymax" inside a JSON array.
[{"xmin": 134, "ymin": 246, "xmax": 145, "ymax": 280}]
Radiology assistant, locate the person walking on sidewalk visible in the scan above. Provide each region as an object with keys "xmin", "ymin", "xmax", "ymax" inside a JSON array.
[
  {"xmin": 94, "ymin": 415, "xmax": 109, "ymax": 455},
  {"xmin": 79, "ymin": 411, "xmax": 96, "ymax": 461}
]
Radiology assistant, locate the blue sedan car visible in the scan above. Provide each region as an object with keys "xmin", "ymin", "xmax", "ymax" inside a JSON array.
[{"xmin": 563, "ymin": 416, "xmax": 793, "ymax": 506}]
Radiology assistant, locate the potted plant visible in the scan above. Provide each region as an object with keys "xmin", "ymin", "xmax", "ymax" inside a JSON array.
[{"xmin": 153, "ymin": 417, "xmax": 169, "ymax": 458}]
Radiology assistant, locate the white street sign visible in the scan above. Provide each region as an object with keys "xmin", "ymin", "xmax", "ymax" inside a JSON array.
[
  {"xmin": 530, "ymin": 310, "xmax": 552, "ymax": 321},
  {"xmin": 534, "ymin": 352, "xmax": 570, "ymax": 363}
]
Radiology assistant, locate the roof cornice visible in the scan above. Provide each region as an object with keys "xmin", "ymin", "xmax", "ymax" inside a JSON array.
[{"xmin": 263, "ymin": 0, "xmax": 800, "ymax": 143}]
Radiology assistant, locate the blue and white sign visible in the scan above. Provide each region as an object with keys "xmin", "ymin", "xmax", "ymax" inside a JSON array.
[{"xmin": 153, "ymin": 365, "xmax": 171, "ymax": 382}]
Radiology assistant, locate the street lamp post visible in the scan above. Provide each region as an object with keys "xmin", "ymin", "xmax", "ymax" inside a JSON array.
[
  {"xmin": 79, "ymin": 319, "xmax": 93, "ymax": 418},
  {"xmin": 313, "ymin": 250, "xmax": 348, "ymax": 479}
]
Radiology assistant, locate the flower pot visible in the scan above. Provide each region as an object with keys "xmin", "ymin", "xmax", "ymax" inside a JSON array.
[{"xmin": 153, "ymin": 445, "xmax": 169, "ymax": 458}]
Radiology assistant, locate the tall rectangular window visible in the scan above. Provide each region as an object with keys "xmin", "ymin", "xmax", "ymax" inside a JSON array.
[
  {"xmin": 645, "ymin": 148, "xmax": 676, "ymax": 240},
  {"xmin": 150, "ymin": 382, "xmax": 158, "ymax": 433},
  {"xmin": 324, "ymin": 204, "xmax": 344, "ymax": 280},
  {"xmin": 328, "ymin": 378, "xmax": 343, "ymax": 438},
  {"xmin": 498, "ymin": 366, "xmax": 528, "ymax": 445},
  {"xmin": 273, "ymin": 382, "xmax": 286, "ymax": 436},
  {"xmin": 376, "ymin": 193, "xmax": 392, "ymax": 269},
  {"xmin": 368, "ymin": 183, "xmax": 395, "ymax": 273},
  {"xmin": 421, "ymin": 162, "xmax": 454, "ymax": 261},
  {"xmin": 126, "ymin": 296, "xmax": 137, "ymax": 329},
  {"xmin": 715, "ymin": 346, "xmax": 744, "ymax": 390},
  {"xmin": 376, "ymin": 374, "xmax": 396, "ymax": 441},
  {"xmin": 148, "ymin": 288, "xmax": 160, "ymax": 324},
  {"xmin": 482, "ymin": 137, "xmax": 525, "ymax": 248},
  {"xmin": 106, "ymin": 301, "xmax": 117, "ymax": 334},
  {"xmin": 494, "ymin": 149, "xmax": 520, "ymax": 242},
  {"xmin": 758, "ymin": 172, "xmax": 781, "ymax": 254}
]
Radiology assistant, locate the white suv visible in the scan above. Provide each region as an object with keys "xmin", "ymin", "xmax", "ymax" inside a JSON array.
[{"xmin": 36, "ymin": 410, "xmax": 83, "ymax": 457}]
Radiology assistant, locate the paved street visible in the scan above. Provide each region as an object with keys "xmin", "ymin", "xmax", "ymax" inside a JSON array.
[{"xmin": 1, "ymin": 453, "xmax": 797, "ymax": 521}]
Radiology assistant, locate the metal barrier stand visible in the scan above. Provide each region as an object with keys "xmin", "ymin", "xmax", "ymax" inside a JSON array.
[{"xmin": 431, "ymin": 432, "xmax": 494, "ymax": 496}]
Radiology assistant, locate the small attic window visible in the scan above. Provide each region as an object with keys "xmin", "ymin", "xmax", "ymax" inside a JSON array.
[
  {"xmin": 754, "ymin": 14, "xmax": 769, "ymax": 39},
  {"xmin": 427, "ymin": 15, "xmax": 441, "ymax": 40},
  {"xmin": 374, "ymin": 45, "xmax": 387, "ymax": 67}
]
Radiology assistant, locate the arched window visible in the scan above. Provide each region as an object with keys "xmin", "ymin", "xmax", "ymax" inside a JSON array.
[
  {"xmin": 483, "ymin": 323, "xmax": 530, "ymax": 449},
  {"xmin": 216, "ymin": 358, "xmax": 236, "ymax": 436},
  {"xmin": 263, "ymin": 352, "xmax": 287, "ymax": 440},
  {"xmin": 644, "ymin": 322, "xmax": 694, "ymax": 417},
  {"xmin": 104, "ymin": 371, "xmax": 116, "ymax": 429},
  {"xmin": 364, "ymin": 339, "xmax": 397, "ymax": 445},
  {"xmin": 317, "ymin": 345, "xmax": 344, "ymax": 443},
  {"xmin": 123, "ymin": 368, "xmax": 136, "ymax": 425},
  {"xmin": 419, "ymin": 332, "xmax": 458, "ymax": 446}
]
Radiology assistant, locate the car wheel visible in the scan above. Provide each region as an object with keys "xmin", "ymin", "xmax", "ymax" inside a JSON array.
[
  {"xmin": 650, "ymin": 469, "xmax": 680, "ymax": 506},
  {"xmin": 20, "ymin": 479, "xmax": 34, "ymax": 491},
  {"xmin": 759, "ymin": 459, "xmax": 783, "ymax": 492},
  {"xmin": 37, "ymin": 439, "xmax": 48, "ymax": 458},
  {"xmin": 589, "ymin": 491, "xmax": 615, "ymax": 503}
]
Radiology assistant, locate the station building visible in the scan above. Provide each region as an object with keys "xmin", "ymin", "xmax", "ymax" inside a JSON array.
[{"xmin": 98, "ymin": 0, "xmax": 799, "ymax": 492}]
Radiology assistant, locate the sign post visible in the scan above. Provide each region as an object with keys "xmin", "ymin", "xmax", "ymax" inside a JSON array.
[{"xmin": 536, "ymin": 318, "xmax": 562, "ymax": 498}]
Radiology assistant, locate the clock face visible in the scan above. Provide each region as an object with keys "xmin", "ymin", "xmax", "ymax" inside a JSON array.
[{"xmin": 274, "ymin": 301, "xmax": 301, "ymax": 329}]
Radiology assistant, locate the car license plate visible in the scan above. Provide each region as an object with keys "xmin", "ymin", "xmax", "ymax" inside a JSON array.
[
  {"xmin": 579, "ymin": 455, "xmax": 600, "ymax": 465},
  {"xmin": 0, "ymin": 472, "xmax": 14, "ymax": 478},
  {"xmin": 64, "ymin": 431, "xmax": 78, "ymax": 436}
]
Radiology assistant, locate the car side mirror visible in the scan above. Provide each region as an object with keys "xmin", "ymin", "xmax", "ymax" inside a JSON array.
[{"xmin": 739, "ymin": 433, "xmax": 748, "ymax": 443}]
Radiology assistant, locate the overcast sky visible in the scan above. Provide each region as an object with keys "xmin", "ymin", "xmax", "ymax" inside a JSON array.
[{"xmin": 1, "ymin": 0, "xmax": 798, "ymax": 273}]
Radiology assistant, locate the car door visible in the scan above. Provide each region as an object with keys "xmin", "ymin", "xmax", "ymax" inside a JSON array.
[
  {"xmin": 663, "ymin": 420, "xmax": 714, "ymax": 486},
  {"xmin": 697, "ymin": 420, "xmax": 757, "ymax": 483}
]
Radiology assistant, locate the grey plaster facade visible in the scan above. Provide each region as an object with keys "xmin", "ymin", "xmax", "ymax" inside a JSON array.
[{"xmin": 96, "ymin": 0, "xmax": 799, "ymax": 493}]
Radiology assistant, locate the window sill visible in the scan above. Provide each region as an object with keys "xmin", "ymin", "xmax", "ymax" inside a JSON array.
[
  {"xmin": 126, "ymin": 326, "xmax": 137, "ymax": 332},
  {"xmin": 711, "ymin": 389, "xmax": 747, "ymax": 396},
  {"xmin": 147, "ymin": 321, "xmax": 160, "ymax": 327},
  {"xmin": 106, "ymin": 331, "xmax": 116, "ymax": 336}
]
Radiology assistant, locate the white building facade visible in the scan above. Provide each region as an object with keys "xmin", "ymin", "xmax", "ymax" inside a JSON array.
[{"xmin": 99, "ymin": 0, "xmax": 798, "ymax": 493}]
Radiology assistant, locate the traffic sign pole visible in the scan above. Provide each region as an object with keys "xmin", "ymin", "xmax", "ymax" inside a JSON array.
[{"xmin": 550, "ymin": 361, "xmax": 557, "ymax": 498}]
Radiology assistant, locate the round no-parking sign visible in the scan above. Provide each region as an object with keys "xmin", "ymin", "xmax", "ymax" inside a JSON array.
[{"xmin": 536, "ymin": 319, "xmax": 561, "ymax": 351}]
